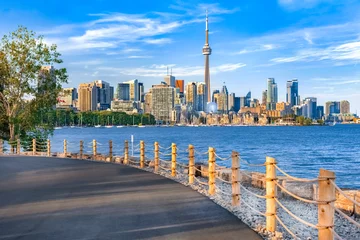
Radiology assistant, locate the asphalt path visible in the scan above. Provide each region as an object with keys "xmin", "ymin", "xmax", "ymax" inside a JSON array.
[{"xmin": 0, "ymin": 156, "xmax": 261, "ymax": 240}]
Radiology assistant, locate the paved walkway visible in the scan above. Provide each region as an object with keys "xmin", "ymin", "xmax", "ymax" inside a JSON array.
[{"xmin": 0, "ymin": 156, "xmax": 261, "ymax": 240}]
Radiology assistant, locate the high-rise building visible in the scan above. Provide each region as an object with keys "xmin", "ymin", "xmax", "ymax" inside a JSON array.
[
  {"xmin": 202, "ymin": 11, "xmax": 212, "ymax": 103},
  {"xmin": 245, "ymin": 91, "xmax": 251, "ymax": 107},
  {"xmin": 212, "ymin": 90, "xmax": 219, "ymax": 103},
  {"xmin": 151, "ymin": 84, "xmax": 175, "ymax": 122},
  {"xmin": 197, "ymin": 82, "xmax": 206, "ymax": 111},
  {"xmin": 164, "ymin": 74, "xmax": 175, "ymax": 87},
  {"xmin": 266, "ymin": 78, "xmax": 278, "ymax": 110},
  {"xmin": 124, "ymin": 79, "xmax": 139, "ymax": 101},
  {"xmin": 325, "ymin": 101, "xmax": 340, "ymax": 115},
  {"xmin": 317, "ymin": 106, "xmax": 324, "ymax": 119},
  {"xmin": 144, "ymin": 90, "xmax": 152, "ymax": 114},
  {"xmin": 303, "ymin": 97, "xmax": 317, "ymax": 119},
  {"xmin": 217, "ymin": 84, "xmax": 228, "ymax": 113},
  {"xmin": 262, "ymin": 90, "xmax": 267, "ymax": 105},
  {"xmin": 116, "ymin": 83, "xmax": 130, "ymax": 100},
  {"xmin": 286, "ymin": 79, "xmax": 299, "ymax": 107},
  {"xmin": 95, "ymin": 80, "xmax": 111, "ymax": 110},
  {"xmin": 340, "ymin": 100, "xmax": 350, "ymax": 114},
  {"xmin": 228, "ymin": 93, "xmax": 235, "ymax": 111},
  {"xmin": 186, "ymin": 82, "xmax": 197, "ymax": 111},
  {"xmin": 175, "ymin": 80, "xmax": 184, "ymax": 94},
  {"xmin": 110, "ymin": 86, "xmax": 114, "ymax": 101},
  {"xmin": 239, "ymin": 97, "xmax": 246, "ymax": 109},
  {"xmin": 139, "ymin": 82, "xmax": 144, "ymax": 102},
  {"xmin": 78, "ymin": 82, "xmax": 97, "ymax": 112},
  {"xmin": 234, "ymin": 97, "xmax": 240, "ymax": 112}
]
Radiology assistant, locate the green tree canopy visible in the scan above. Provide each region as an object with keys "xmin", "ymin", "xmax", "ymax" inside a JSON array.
[{"xmin": 0, "ymin": 26, "xmax": 68, "ymax": 141}]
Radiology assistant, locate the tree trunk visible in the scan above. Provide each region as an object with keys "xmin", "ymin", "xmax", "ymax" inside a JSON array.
[{"xmin": 9, "ymin": 123, "xmax": 15, "ymax": 154}]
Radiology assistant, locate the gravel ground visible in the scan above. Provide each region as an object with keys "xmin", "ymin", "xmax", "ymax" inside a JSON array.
[{"xmin": 132, "ymin": 161, "xmax": 360, "ymax": 240}]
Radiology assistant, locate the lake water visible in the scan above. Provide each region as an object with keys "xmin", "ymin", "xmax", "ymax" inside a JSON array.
[{"xmin": 49, "ymin": 124, "xmax": 360, "ymax": 189}]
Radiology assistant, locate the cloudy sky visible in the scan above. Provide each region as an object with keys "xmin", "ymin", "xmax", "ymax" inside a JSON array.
[{"xmin": 0, "ymin": 0, "xmax": 359, "ymax": 112}]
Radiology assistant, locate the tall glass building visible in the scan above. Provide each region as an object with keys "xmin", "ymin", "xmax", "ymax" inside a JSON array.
[
  {"xmin": 286, "ymin": 79, "xmax": 299, "ymax": 107},
  {"xmin": 266, "ymin": 78, "xmax": 278, "ymax": 110}
]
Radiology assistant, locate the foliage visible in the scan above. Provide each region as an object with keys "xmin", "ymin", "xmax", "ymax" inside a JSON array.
[
  {"xmin": 296, "ymin": 116, "xmax": 313, "ymax": 126},
  {"xmin": 317, "ymin": 119, "xmax": 325, "ymax": 125},
  {"xmin": 42, "ymin": 109, "xmax": 156, "ymax": 126},
  {"xmin": 0, "ymin": 26, "xmax": 68, "ymax": 141}
]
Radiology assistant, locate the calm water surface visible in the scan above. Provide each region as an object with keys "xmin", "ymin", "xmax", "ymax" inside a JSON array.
[{"xmin": 50, "ymin": 124, "xmax": 360, "ymax": 189}]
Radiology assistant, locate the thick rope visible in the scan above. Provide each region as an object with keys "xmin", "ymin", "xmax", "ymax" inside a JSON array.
[
  {"xmin": 330, "ymin": 180, "xmax": 360, "ymax": 207},
  {"xmin": 330, "ymin": 228, "xmax": 345, "ymax": 240},
  {"xmin": 240, "ymin": 171, "xmax": 265, "ymax": 181},
  {"xmin": 275, "ymin": 181, "xmax": 318, "ymax": 204},
  {"xmin": 128, "ymin": 159, "xmax": 139, "ymax": 164},
  {"xmin": 331, "ymin": 204, "xmax": 360, "ymax": 228},
  {"xmin": 275, "ymin": 198, "xmax": 319, "ymax": 229},
  {"xmin": 194, "ymin": 150, "xmax": 209, "ymax": 155},
  {"xmin": 275, "ymin": 165, "xmax": 318, "ymax": 182},
  {"xmin": 241, "ymin": 198, "xmax": 266, "ymax": 217},
  {"xmin": 159, "ymin": 152, "xmax": 172, "ymax": 156},
  {"xmin": 275, "ymin": 215, "xmax": 299, "ymax": 240},
  {"xmin": 215, "ymin": 186, "xmax": 232, "ymax": 196},
  {"xmin": 215, "ymin": 176, "xmax": 232, "ymax": 184},
  {"xmin": 240, "ymin": 158, "xmax": 266, "ymax": 167},
  {"xmin": 195, "ymin": 168, "xmax": 208, "ymax": 174},
  {"xmin": 158, "ymin": 165, "xmax": 171, "ymax": 171},
  {"xmin": 158, "ymin": 145, "xmax": 172, "ymax": 150},
  {"xmin": 214, "ymin": 152, "xmax": 232, "ymax": 161},
  {"xmin": 159, "ymin": 159, "xmax": 171, "ymax": 163},
  {"xmin": 194, "ymin": 176, "xmax": 209, "ymax": 186},
  {"xmin": 176, "ymin": 162, "xmax": 188, "ymax": 168},
  {"xmin": 240, "ymin": 184, "xmax": 267, "ymax": 199}
]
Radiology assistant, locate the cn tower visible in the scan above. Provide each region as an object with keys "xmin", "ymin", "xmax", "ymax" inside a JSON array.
[{"xmin": 202, "ymin": 10, "xmax": 212, "ymax": 103}]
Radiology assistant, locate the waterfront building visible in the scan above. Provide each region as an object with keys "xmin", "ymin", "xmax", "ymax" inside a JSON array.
[
  {"xmin": 234, "ymin": 97, "xmax": 240, "ymax": 112},
  {"xmin": 340, "ymin": 100, "xmax": 350, "ymax": 114},
  {"xmin": 164, "ymin": 74, "xmax": 175, "ymax": 87},
  {"xmin": 144, "ymin": 90, "xmax": 152, "ymax": 114},
  {"xmin": 212, "ymin": 90, "xmax": 219, "ymax": 103},
  {"xmin": 95, "ymin": 80, "xmax": 112, "ymax": 110},
  {"xmin": 262, "ymin": 90, "xmax": 267, "ymax": 105},
  {"xmin": 111, "ymin": 100, "xmax": 138, "ymax": 114},
  {"xmin": 57, "ymin": 88, "xmax": 77, "ymax": 109},
  {"xmin": 138, "ymin": 82, "xmax": 144, "ymax": 102},
  {"xmin": 303, "ymin": 97, "xmax": 317, "ymax": 119},
  {"xmin": 217, "ymin": 84, "xmax": 229, "ymax": 114},
  {"xmin": 286, "ymin": 79, "xmax": 299, "ymax": 107},
  {"xmin": 197, "ymin": 82, "xmax": 207, "ymax": 111},
  {"xmin": 78, "ymin": 82, "xmax": 97, "ymax": 112},
  {"xmin": 151, "ymin": 84, "xmax": 175, "ymax": 122},
  {"xmin": 317, "ymin": 106, "xmax": 324, "ymax": 119},
  {"xmin": 116, "ymin": 83, "xmax": 130, "ymax": 101},
  {"xmin": 175, "ymin": 80, "xmax": 184, "ymax": 94},
  {"xmin": 266, "ymin": 78, "xmax": 278, "ymax": 110},
  {"xmin": 186, "ymin": 82, "xmax": 197, "ymax": 111},
  {"xmin": 202, "ymin": 11, "xmax": 212, "ymax": 103},
  {"xmin": 250, "ymin": 99, "xmax": 259, "ymax": 108},
  {"xmin": 325, "ymin": 101, "xmax": 340, "ymax": 115},
  {"xmin": 123, "ymin": 79, "xmax": 139, "ymax": 101},
  {"xmin": 228, "ymin": 93, "xmax": 235, "ymax": 111},
  {"xmin": 245, "ymin": 91, "xmax": 251, "ymax": 107}
]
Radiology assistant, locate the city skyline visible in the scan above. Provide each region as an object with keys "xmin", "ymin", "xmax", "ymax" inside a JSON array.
[{"xmin": 1, "ymin": 0, "xmax": 359, "ymax": 112}]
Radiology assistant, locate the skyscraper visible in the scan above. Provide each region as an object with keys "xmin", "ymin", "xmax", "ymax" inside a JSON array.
[
  {"xmin": 138, "ymin": 82, "xmax": 144, "ymax": 102},
  {"xmin": 266, "ymin": 78, "xmax": 278, "ymax": 110},
  {"xmin": 228, "ymin": 93, "xmax": 235, "ymax": 111},
  {"xmin": 186, "ymin": 82, "xmax": 197, "ymax": 111},
  {"xmin": 286, "ymin": 79, "xmax": 299, "ymax": 107},
  {"xmin": 340, "ymin": 100, "xmax": 350, "ymax": 114},
  {"xmin": 212, "ymin": 90, "xmax": 219, "ymax": 103},
  {"xmin": 124, "ymin": 79, "xmax": 139, "ymax": 101},
  {"xmin": 245, "ymin": 91, "xmax": 251, "ymax": 107},
  {"xmin": 325, "ymin": 101, "xmax": 340, "ymax": 115},
  {"xmin": 116, "ymin": 83, "xmax": 130, "ymax": 100},
  {"xmin": 95, "ymin": 80, "xmax": 111, "ymax": 110},
  {"xmin": 262, "ymin": 90, "xmax": 267, "ymax": 105},
  {"xmin": 175, "ymin": 80, "xmax": 184, "ymax": 94},
  {"xmin": 164, "ymin": 74, "xmax": 175, "ymax": 87},
  {"xmin": 197, "ymin": 82, "xmax": 207, "ymax": 111},
  {"xmin": 78, "ymin": 82, "xmax": 97, "ymax": 112},
  {"xmin": 217, "ymin": 84, "xmax": 228, "ymax": 113},
  {"xmin": 202, "ymin": 11, "xmax": 212, "ymax": 103},
  {"xmin": 151, "ymin": 84, "xmax": 175, "ymax": 122},
  {"xmin": 303, "ymin": 97, "xmax": 317, "ymax": 119}
]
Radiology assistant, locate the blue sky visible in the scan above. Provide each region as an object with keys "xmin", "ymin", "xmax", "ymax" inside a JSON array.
[{"xmin": 0, "ymin": 0, "xmax": 360, "ymax": 112}]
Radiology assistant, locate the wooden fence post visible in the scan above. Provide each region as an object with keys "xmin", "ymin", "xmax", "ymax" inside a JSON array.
[
  {"xmin": 47, "ymin": 139, "xmax": 51, "ymax": 157},
  {"xmin": 140, "ymin": 140, "xmax": 145, "ymax": 168},
  {"xmin": 79, "ymin": 140, "xmax": 83, "ymax": 159},
  {"xmin": 93, "ymin": 139, "xmax": 97, "ymax": 160},
  {"xmin": 0, "ymin": 139, "xmax": 3, "ymax": 155},
  {"xmin": 124, "ymin": 140, "xmax": 129, "ymax": 164},
  {"xmin": 109, "ymin": 140, "xmax": 113, "ymax": 162},
  {"xmin": 188, "ymin": 145, "xmax": 195, "ymax": 184},
  {"xmin": 232, "ymin": 151, "xmax": 240, "ymax": 206},
  {"xmin": 32, "ymin": 139, "xmax": 36, "ymax": 155},
  {"xmin": 265, "ymin": 156, "xmax": 277, "ymax": 232},
  {"xmin": 154, "ymin": 142, "xmax": 159, "ymax": 172},
  {"xmin": 16, "ymin": 138, "xmax": 21, "ymax": 154},
  {"xmin": 208, "ymin": 147, "xmax": 215, "ymax": 195},
  {"xmin": 171, "ymin": 143, "xmax": 177, "ymax": 177},
  {"xmin": 318, "ymin": 169, "xmax": 335, "ymax": 240},
  {"xmin": 63, "ymin": 139, "xmax": 67, "ymax": 156}
]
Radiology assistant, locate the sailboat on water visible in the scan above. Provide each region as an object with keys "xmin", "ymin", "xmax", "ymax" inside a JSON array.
[
  {"xmin": 94, "ymin": 115, "xmax": 101, "ymax": 128},
  {"xmin": 105, "ymin": 115, "xmax": 113, "ymax": 128}
]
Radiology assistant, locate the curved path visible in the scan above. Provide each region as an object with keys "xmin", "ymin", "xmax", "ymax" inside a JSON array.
[{"xmin": 0, "ymin": 156, "xmax": 261, "ymax": 240}]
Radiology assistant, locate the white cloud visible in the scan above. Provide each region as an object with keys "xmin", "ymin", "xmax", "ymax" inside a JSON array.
[
  {"xmin": 127, "ymin": 55, "xmax": 153, "ymax": 59},
  {"xmin": 143, "ymin": 38, "xmax": 172, "ymax": 45},
  {"xmin": 278, "ymin": 0, "xmax": 334, "ymax": 10},
  {"xmin": 235, "ymin": 44, "xmax": 277, "ymax": 55},
  {"xmin": 96, "ymin": 63, "xmax": 246, "ymax": 77},
  {"xmin": 170, "ymin": 2, "xmax": 239, "ymax": 16}
]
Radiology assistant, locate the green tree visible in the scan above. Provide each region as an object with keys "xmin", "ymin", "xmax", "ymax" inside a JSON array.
[{"xmin": 0, "ymin": 26, "xmax": 68, "ymax": 142}]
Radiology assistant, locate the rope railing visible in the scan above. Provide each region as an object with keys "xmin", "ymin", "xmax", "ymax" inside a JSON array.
[
  {"xmin": 240, "ymin": 158, "xmax": 266, "ymax": 167},
  {"xmin": 330, "ymin": 228, "xmax": 345, "ymax": 240},
  {"xmin": 275, "ymin": 165, "xmax": 318, "ymax": 182},
  {"xmin": 240, "ymin": 184, "xmax": 267, "ymax": 199},
  {"xmin": 214, "ymin": 152, "xmax": 232, "ymax": 161},
  {"xmin": 275, "ymin": 215, "xmax": 299, "ymax": 240},
  {"xmin": 330, "ymin": 180, "xmax": 360, "ymax": 207},
  {"xmin": 194, "ymin": 176, "xmax": 209, "ymax": 186},
  {"xmin": 331, "ymin": 204, "xmax": 360, "ymax": 228},
  {"xmin": 275, "ymin": 181, "xmax": 318, "ymax": 204},
  {"xmin": 215, "ymin": 176, "xmax": 232, "ymax": 184},
  {"xmin": 158, "ymin": 145, "xmax": 172, "ymax": 150},
  {"xmin": 240, "ymin": 197, "xmax": 266, "ymax": 217}
]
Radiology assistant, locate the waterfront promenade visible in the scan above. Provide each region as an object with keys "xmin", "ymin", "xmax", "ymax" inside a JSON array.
[{"xmin": 0, "ymin": 156, "xmax": 261, "ymax": 240}]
